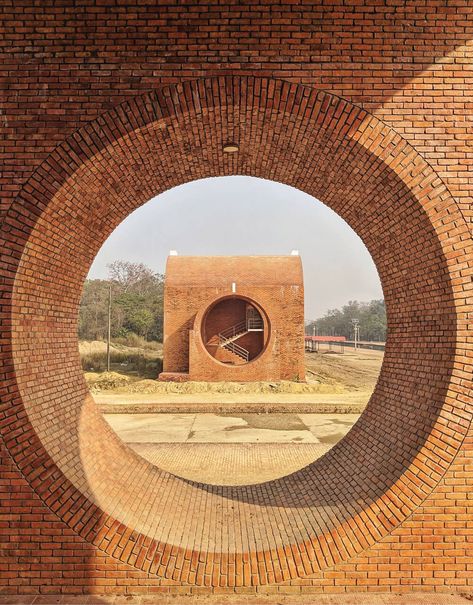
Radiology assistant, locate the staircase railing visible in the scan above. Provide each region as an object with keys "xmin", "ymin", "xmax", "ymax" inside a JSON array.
[
  {"xmin": 219, "ymin": 320, "xmax": 248, "ymax": 342},
  {"xmin": 216, "ymin": 316, "xmax": 264, "ymax": 362},
  {"xmin": 247, "ymin": 317, "xmax": 264, "ymax": 330},
  {"xmin": 222, "ymin": 340, "xmax": 249, "ymax": 362}
]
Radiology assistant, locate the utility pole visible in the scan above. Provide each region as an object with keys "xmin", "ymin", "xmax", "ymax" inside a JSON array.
[
  {"xmin": 352, "ymin": 318, "xmax": 359, "ymax": 350},
  {"xmin": 106, "ymin": 283, "xmax": 112, "ymax": 372}
]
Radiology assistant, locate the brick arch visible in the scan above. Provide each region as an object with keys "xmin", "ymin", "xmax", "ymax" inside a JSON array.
[{"xmin": 1, "ymin": 77, "xmax": 471, "ymax": 586}]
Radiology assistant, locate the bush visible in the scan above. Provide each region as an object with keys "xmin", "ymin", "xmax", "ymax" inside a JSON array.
[
  {"xmin": 116, "ymin": 332, "xmax": 147, "ymax": 348},
  {"xmin": 113, "ymin": 333, "xmax": 162, "ymax": 351}
]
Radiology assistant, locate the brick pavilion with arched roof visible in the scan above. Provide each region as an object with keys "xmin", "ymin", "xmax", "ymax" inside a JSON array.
[{"xmin": 159, "ymin": 254, "xmax": 305, "ymax": 382}]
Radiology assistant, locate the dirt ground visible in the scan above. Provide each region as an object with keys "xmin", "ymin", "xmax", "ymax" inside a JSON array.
[
  {"xmin": 304, "ymin": 347, "xmax": 383, "ymax": 391},
  {"xmin": 83, "ymin": 343, "xmax": 384, "ymax": 409}
]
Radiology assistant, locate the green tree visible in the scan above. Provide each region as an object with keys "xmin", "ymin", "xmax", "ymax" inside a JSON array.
[
  {"xmin": 78, "ymin": 279, "xmax": 111, "ymax": 341},
  {"xmin": 78, "ymin": 261, "xmax": 164, "ymax": 342},
  {"xmin": 306, "ymin": 299, "xmax": 386, "ymax": 342}
]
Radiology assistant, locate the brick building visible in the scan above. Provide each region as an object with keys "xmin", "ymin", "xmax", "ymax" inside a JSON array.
[
  {"xmin": 1, "ymin": 1, "xmax": 473, "ymax": 598},
  {"xmin": 159, "ymin": 254, "xmax": 305, "ymax": 382}
]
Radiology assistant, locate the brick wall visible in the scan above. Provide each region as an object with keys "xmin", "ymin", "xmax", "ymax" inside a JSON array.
[{"xmin": 0, "ymin": 1, "xmax": 472, "ymax": 596}]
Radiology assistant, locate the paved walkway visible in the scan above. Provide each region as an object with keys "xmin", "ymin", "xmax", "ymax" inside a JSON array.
[
  {"xmin": 0, "ymin": 590, "xmax": 470, "ymax": 603},
  {"xmin": 104, "ymin": 413, "xmax": 359, "ymax": 484},
  {"xmin": 130, "ymin": 442, "xmax": 330, "ymax": 484},
  {"xmin": 96, "ymin": 391, "xmax": 368, "ymax": 415},
  {"xmin": 104, "ymin": 413, "xmax": 360, "ymax": 444}
]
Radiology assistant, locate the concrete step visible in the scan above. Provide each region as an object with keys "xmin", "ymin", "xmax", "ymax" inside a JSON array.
[{"xmin": 158, "ymin": 371, "xmax": 190, "ymax": 382}]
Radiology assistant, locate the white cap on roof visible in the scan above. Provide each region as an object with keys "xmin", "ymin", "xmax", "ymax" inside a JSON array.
[
  {"xmin": 291, "ymin": 250, "xmax": 299, "ymax": 256},
  {"xmin": 169, "ymin": 250, "xmax": 178, "ymax": 256}
]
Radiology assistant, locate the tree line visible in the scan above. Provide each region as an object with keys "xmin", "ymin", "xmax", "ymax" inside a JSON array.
[
  {"xmin": 78, "ymin": 261, "xmax": 164, "ymax": 342},
  {"xmin": 306, "ymin": 299, "xmax": 386, "ymax": 343},
  {"xmin": 79, "ymin": 261, "xmax": 386, "ymax": 345}
]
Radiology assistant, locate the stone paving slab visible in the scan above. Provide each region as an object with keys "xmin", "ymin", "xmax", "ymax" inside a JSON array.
[
  {"xmin": 104, "ymin": 413, "xmax": 360, "ymax": 483},
  {"xmin": 104, "ymin": 413, "xmax": 360, "ymax": 445},
  {"xmin": 186, "ymin": 413, "xmax": 320, "ymax": 443},
  {"xmin": 0, "ymin": 590, "xmax": 470, "ymax": 604}
]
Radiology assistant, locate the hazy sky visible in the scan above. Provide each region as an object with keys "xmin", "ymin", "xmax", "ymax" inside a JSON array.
[{"xmin": 88, "ymin": 176, "xmax": 383, "ymax": 319}]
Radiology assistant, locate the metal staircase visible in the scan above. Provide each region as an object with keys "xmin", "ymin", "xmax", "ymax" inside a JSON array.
[
  {"xmin": 218, "ymin": 316, "xmax": 264, "ymax": 362},
  {"xmin": 220, "ymin": 339, "xmax": 250, "ymax": 362}
]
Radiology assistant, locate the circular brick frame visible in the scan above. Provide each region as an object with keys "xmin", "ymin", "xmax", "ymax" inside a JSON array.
[{"xmin": 1, "ymin": 77, "xmax": 472, "ymax": 585}]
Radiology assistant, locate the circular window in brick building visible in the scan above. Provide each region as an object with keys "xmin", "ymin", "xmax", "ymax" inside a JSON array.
[
  {"xmin": 83, "ymin": 177, "xmax": 383, "ymax": 484},
  {"xmin": 202, "ymin": 297, "xmax": 269, "ymax": 365}
]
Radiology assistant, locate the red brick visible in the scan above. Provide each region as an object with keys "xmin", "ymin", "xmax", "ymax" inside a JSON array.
[{"xmin": 0, "ymin": 1, "xmax": 472, "ymax": 598}]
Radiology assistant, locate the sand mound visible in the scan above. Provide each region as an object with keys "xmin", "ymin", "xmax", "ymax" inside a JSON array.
[
  {"xmin": 84, "ymin": 371, "xmax": 343, "ymax": 395},
  {"xmin": 120, "ymin": 379, "xmax": 343, "ymax": 395},
  {"xmin": 86, "ymin": 371, "xmax": 131, "ymax": 391}
]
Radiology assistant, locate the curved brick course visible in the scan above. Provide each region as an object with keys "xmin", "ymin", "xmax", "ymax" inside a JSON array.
[{"xmin": 1, "ymin": 2, "xmax": 473, "ymax": 597}]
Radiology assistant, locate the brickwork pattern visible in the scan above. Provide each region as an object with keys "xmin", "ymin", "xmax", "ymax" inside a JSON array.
[
  {"xmin": 0, "ymin": 1, "xmax": 473, "ymax": 597},
  {"xmin": 129, "ymin": 443, "xmax": 332, "ymax": 486}
]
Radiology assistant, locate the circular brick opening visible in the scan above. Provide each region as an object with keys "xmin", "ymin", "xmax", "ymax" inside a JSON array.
[
  {"xmin": 2, "ymin": 77, "xmax": 472, "ymax": 585},
  {"xmin": 202, "ymin": 296, "xmax": 269, "ymax": 365}
]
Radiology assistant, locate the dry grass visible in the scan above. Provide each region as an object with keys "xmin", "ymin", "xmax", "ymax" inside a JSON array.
[
  {"xmin": 80, "ymin": 340, "xmax": 162, "ymax": 377},
  {"xmin": 99, "ymin": 378, "xmax": 345, "ymax": 395}
]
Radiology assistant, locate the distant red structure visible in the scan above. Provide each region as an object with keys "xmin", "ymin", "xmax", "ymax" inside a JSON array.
[
  {"xmin": 305, "ymin": 335, "xmax": 347, "ymax": 343},
  {"xmin": 305, "ymin": 335, "xmax": 346, "ymax": 353}
]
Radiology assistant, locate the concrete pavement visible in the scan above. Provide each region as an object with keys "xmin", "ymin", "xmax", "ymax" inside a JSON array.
[{"xmin": 104, "ymin": 413, "xmax": 360, "ymax": 484}]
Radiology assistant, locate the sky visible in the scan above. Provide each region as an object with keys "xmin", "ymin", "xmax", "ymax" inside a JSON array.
[{"xmin": 88, "ymin": 176, "xmax": 383, "ymax": 320}]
